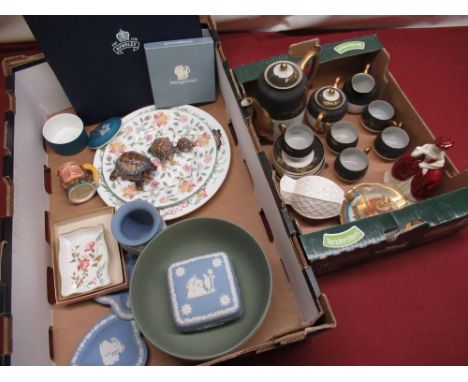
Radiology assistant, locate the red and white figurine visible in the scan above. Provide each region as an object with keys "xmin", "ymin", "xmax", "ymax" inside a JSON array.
[{"xmin": 385, "ymin": 136, "xmax": 454, "ymax": 201}]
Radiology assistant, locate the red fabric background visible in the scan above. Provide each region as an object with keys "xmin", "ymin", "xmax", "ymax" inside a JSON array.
[{"xmin": 1, "ymin": 27, "xmax": 467, "ymax": 365}]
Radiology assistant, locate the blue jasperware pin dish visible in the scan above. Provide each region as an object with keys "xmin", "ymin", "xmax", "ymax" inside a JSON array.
[
  {"xmin": 69, "ymin": 313, "xmax": 148, "ymax": 366},
  {"xmin": 88, "ymin": 117, "xmax": 122, "ymax": 149}
]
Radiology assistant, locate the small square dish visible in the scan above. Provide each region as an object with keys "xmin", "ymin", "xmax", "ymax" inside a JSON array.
[
  {"xmin": 51, "ymin": 207, "xmax": 127, "ymax": 304},
  {"xmin": 58, "ymin": 225, "xmax": 111, "ymax": 297},
  {"xmin": 167, "ymin": 251, "xmax": 243, "ymax": 333}
]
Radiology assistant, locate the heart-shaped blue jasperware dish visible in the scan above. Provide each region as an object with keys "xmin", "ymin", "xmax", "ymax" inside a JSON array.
[
  {"xmin": 95, "ymin": 292, "xmax": 134, "ymax": 320},
  {"xmin": 69, "ymin": 313, "xmax": 148, "ymax": 366},
  {"xmin": 95, "ymin": 256, "xmax": 136, "ymax": 320}
]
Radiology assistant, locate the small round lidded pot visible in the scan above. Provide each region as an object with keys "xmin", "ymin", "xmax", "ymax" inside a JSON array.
[
  {"xmin": 306, "ymin": 77, "xmax": 348, "ymax": 134},
  {"xmin": 87, "ymin": 117, "xmax": 122, "ymax": 149},
  {"xmin": 43, "ymin": 113, "xmax": 88, "ymax": 156},
  {"xmin": 57, "ymin": 162, "xmax": 99, "ymax": 204}
]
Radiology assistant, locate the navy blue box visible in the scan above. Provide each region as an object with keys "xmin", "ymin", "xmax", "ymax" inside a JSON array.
[{"xmin": 25, "ymin": 16, "xmax": 201, "ymax": 124}]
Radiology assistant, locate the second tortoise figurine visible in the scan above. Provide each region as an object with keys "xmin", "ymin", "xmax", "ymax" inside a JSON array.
[{"xmin": 110, "ymin": 151, "xmax": 157, "ymax": 191}]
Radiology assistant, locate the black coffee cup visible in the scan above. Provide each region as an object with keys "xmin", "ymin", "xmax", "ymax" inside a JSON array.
[
  {"xmin": 334, "ymin": 147, "xmax": 369, "ymax": 182},
  {"xmin": 326, "ymin": 121, "xmax": 359, "ymax": 154},
  {"xmin": 281, "ymin": 124, "xmax": 315, "ymax": 158},
  {"xmin": 374, "ymin": 126, "xmax": 410, "ymax": 160},
  {"xmin": 362, "ymin": 100, "xmax": 396, "ymax": 133},
  {"xmin": 343, "ymin": 66, "xmax": 379, "ymax": 114}
]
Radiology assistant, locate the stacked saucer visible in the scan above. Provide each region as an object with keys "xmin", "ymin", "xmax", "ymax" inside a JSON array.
[{"xmin": 272, "ymin": 133, "xmax": 325, "ymax": 179}]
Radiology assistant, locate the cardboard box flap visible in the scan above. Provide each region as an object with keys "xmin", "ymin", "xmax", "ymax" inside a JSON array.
[
  {"xmin": 301, "ymin": 186, "xmax": 468, "ymax": 262},
  {"xmin": 234, "ymin": 34, "xmax": 383, "ymax": 84}
]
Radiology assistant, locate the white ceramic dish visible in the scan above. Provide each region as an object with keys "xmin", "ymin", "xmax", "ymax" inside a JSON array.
[
  {"xmin": 280, "ymin": 175, "xmax": 344, "ymax": 219},
  {"xmin": 58, "ymin": 225, "xmax": 111, "ymax": 297}
]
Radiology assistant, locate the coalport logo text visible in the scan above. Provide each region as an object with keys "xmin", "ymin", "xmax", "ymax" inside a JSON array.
[{"xmin": 112, "ymin": 29, "xmax": 140, "ymax": 55}]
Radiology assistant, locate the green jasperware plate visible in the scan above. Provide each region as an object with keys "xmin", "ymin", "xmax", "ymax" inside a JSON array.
[{"xmin": 130, "ymin": 218, "xmax": 272, "ymax": 361}]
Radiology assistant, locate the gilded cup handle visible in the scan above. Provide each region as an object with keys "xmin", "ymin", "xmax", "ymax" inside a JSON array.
[
  {"xmin": 279, "ymin": 123, "xmax": 288, "ymax": 135},
  {"xmin": 364, "ymin": 63, "xmax": 371, "ymax": 74},
  {"xmin": 333, "ymin": 76, "xmax": 341, "ymax": 89},
  {"xmin": 82, "ymin": 163, "xmax": 99, "ymax": 185},
  {"xmin": 297, "ymin": 44, "xmax": 322, "ymax": 89},
  {"xmin": 315, "ymin": 112, "xmax": 325, "ymax": 134},
  {"xmin": 391, "ymin": 120, "xmax": 404, "ymax": 129}
]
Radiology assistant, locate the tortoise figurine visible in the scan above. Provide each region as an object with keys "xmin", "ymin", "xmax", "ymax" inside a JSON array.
[
  {"xmin": 213, "ymin": 129, "xmax": 222, "ymax": 150},
  {"xmin": 148, "ymin": 137, "xmax": 176, "ymax": 163},
  {"xmin": 110, "ymin": 151, "xmax": 156, "ymax": 190},
  {"xmin": 176, "ymin": 137, "xmax": 194, "ymax": 153}
]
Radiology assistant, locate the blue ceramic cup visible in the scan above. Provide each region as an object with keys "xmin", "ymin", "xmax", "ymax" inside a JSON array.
[
  {"xmin": 42, "ymin": 113, "xmax": 88, "ymax": 156},
  {"xmin": 111, "ymin": 200, "xmax": 165, "ymax": 255}
]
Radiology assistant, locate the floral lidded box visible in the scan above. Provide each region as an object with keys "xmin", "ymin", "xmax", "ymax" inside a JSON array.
[
  {"xmin": 167, "ymin": 252, "xmax": 243, "ymax": 333},
  {"xmin": 51, "ymin": 207, "xmax": 127, "ymax": 305},
  {"xmin": 58, "ymin": 225, "xmax": 111, "ymax": 297}
]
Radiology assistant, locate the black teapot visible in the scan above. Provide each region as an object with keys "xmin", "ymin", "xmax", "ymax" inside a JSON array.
[{"xmin": 247, "ymin": 40, "xmax": 321, "ymax": 142}]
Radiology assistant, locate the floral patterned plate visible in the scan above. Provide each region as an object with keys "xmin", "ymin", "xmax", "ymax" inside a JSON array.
[
  {"xmin": 94, "ymin": 105, "xmax": 231, "ymax": 220},
  {"xmin": 101, "ymin": 108, "xmax": 217, "ymax": 207},
  {"xmin": 58, "ymin": 225, "xmax": 111, "ymax": 297}
]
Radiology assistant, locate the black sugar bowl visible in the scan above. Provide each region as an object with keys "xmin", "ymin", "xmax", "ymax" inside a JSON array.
[{"xmin": 306, "ymin": 77, "xmax": 348, "ymax": 135}]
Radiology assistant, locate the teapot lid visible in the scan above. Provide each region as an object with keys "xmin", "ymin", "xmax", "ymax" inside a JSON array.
[
  {"xmin": 314, "ymin": 86, "xmax": 346, "ymax": 110},
  {"xmin": 264, "ymin": 60, "xmax": 303, "ymax": 90}
]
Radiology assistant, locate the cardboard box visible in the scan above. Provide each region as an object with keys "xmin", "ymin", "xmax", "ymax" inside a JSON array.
[
  {"xmin": 232, "ymin": 35, "xmax": 468, "ymax": 275},
  {"xmin": 0, "ymin": 18, "xmax": 335, "ymax": 366}
]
